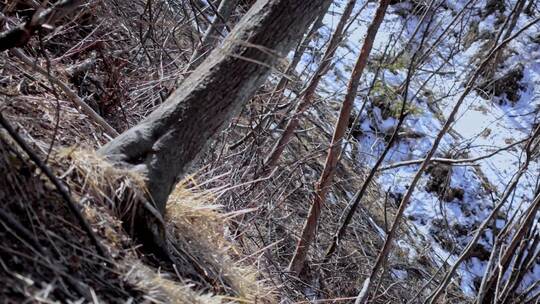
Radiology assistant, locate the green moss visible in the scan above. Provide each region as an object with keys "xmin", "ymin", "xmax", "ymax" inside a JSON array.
[
  {"xmin": 371, "ymin": 80, "xmax": 423, "ymax": 119},
  {"xmin": 367, "ymin": 51, "xmax": 410, "ymax": 74},
  {"xmin": 381, "ymin": 54, "xmax": 409, "ymax": 74},
  {"xmin": 389, "ymin": 100, "xmax": 423, "ymax": 117}
]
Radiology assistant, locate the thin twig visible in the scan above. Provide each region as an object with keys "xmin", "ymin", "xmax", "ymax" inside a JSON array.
[
  {"xmin": 0, "ymin": 0, "xmax": 89, "ymax": 52},
  {"xmin": 0, "ymin": 112, "xmax": 112, "ymax": 261},
  {"xmin": 10, "ymin": 48, "xmax": 119, "ymax": 137},
  {"xmin": 379, "ymin": 138, "xmax": 528, "ymax": 171}
]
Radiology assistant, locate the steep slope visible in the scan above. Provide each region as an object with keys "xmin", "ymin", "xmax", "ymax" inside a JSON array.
[
  {"xmin": 307, "ymin": 0, "xmax": 540, "ymax": 298},
  {"xmin": 1, "ymin": 0, "xmax": 539, "ymax": 303}
]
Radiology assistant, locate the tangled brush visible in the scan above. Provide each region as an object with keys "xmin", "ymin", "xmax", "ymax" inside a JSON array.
[{"xmin": 0, "ymin": 131, "xmax": 273, "ymax": 303}]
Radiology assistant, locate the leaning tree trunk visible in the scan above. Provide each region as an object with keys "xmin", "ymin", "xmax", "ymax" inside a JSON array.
[
  {"xmin": 288, "ymin": 0, "xmax": 390, "ymax": 276},
  {"xmin": 273, "ymin": 0, "xmax": 332, "ymax": 93},
  {"xmin": 99, "ymin": 0, "xmax": 332, "ymax": 216},
  {"xmin": 263, "ymin": 0, "xmax": 358, "ymax": 171},
  {"xmin": 185, "ymin": 0, "xmax": 240, "ymax": 72}
]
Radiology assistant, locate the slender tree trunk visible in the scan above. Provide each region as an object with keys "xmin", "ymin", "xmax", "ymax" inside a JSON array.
[
  {"xmin": 503, "ymin": 0, "xmax": 527, "ymax": 40},
  {"xmin": 99, "ymin": 0, "xmax": 332, "ymax": 214},
  {"xmin": 359, "ymin": 17, "xmax": 540, "ymax": 304},
  {"xmin": 524, "ymin": 0, "xmax": 536, "ymax": 15},
  {"xmin": 273, "ymin": 1, "xmax": 331, "ymax": 93},
  {"xmin": 484, "ymin": 0, "xmax": 526, "ymax": 79},
  {"xmin": 185, "ymin": 0, "xmax": 239, "ymax": 71},
  {"xmin": 287, "ymin": 0, "xmax": 390, "ymax": 276},
  {"xmin": 264, "ymin": 0, "xmax": 359, "ymax": 171},
  {"xmin": 480, "ymin": 192, "xmax": 540, "ymax": 303},
  {"xmin": 323, "ymin": 3, "xmax": 436, "ymax": 263},
  {"xmin": 226, "ymin": 3, "xmax": 332, "ymax": 151}
]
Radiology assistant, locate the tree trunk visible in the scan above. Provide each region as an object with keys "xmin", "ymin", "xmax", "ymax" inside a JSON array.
[
  {"xmin": 226, "ymin": 2, "xmax": 332, "ymax": 151},
  {"xmin": 264, "ymin": 0, "xmax": 358, "ymax": 171},
  {"xmin": 273, "ymin": 0, "xmax": 331, "ymax": 93},
  {"xmin": 99, "ymin": 0, "xmax": 332, "ymax": 215},
  {"xmin": 185, "ymin": 0, "xmax": 240, "ymax": 71},
  {"xmin": 287, "ymin": 0, "xmax": 390, "ymax": 276}
]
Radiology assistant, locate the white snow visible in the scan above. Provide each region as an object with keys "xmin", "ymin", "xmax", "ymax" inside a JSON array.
[{"xmin": 300, "ymin": 0, "xmax": 540, "ymax": 297}]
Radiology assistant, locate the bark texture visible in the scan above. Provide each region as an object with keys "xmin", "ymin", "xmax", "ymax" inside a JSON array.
[
  {"xmin": 264, "ymin": 0, "xmax": 357, "ymax": 171},
  {"xmin": 288, "ymin": 0, "xmax": 390, "ymax": 276},
  {"xmin": 185, "ymin": 0, "xmax": 240, "ymax": 71},
  {"xmin": 99, "ymin": 0, "xmax": 332, "ymax": 213}
]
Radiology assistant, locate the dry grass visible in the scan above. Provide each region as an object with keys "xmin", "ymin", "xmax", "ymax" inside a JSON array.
[
  {"xmin": 0, "ymin": 0, "xmax": 470, "ymax": 303},
  {"xmin": 0, "ymin": 133, "xmax": 272, "ymax": 303},
  {"xmin": 192, "ymin": 91, "xmax": 450, "ymax": 303}
]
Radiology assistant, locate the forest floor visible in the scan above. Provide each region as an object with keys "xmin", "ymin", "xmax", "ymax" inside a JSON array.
[{"xmin": 1, "ymin": 0, "xmax": 539, "ymax": 303}]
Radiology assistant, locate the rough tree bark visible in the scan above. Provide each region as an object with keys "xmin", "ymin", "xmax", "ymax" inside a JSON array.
[
  {"xmin": 227, "ymin": 2, "xmax": 333, "ymax": 151},
  {"xmin": 272, "ymin": 0, "xmax": 332, "ymax": 93},
  {"xmin": 185, "ymin": 0, "xmax": 240, "ymax": 71},
  {"xmin": 288, "ymin": 0, "xmax": 390, "ymax": 276},
  {"xmin": 263, "ymin": 0, "xmax": 358, "ymax": 171},
  {"xmin": 99, "ymin": 0, "xmax": 333, "ymax": 216}
]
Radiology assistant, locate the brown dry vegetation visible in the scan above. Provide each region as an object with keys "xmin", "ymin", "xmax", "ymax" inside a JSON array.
[{"xmin": 0, "ymin": 1, "xmax": 472, "ymax": 303}]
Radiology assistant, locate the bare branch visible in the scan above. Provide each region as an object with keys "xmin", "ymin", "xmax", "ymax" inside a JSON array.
[
  {"xmin": 379, "ymin": 138, "xmax": 528, "ymax": 171},
  {"xmin": 0, "ymin": 0, "xmax": 88, "ymax": 52},
  {"xmin": 10, "ymin": 48, "xmax": 119, "ymax": 137}
]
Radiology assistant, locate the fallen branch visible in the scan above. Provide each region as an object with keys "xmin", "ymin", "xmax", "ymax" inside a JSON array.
[
  {"xmin": 0, "ymin": 112, "xmax": 111, "ymax": 261},
  {"xmin": 10, "ymin": 48, "xmax": 119, "ymax": 137},
  {"xmin": 378, "ymin": 138, "xmax": 527, "ymax": 171},
  {"xmin": 0, "ymin": 0, "xmax": 88, "ymax": 52}
]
